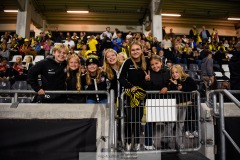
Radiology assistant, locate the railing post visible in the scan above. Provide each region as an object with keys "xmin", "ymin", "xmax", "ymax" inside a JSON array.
[
  {"xmin": 219, "ymin": 93, "xmax": 226, "ymax": 160},
  {"xmin": 109, "ymin": 89, "xmax": 115, "ymax": 152}
]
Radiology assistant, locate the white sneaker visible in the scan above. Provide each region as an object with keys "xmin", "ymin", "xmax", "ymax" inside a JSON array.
[
  {"xmin": 126, "ymin": 143, "xmax": 131, "ymax": 151},
  {"xmin": 134, "ymin": 143, "xmax": 140, "ymax": 151},
  {"xmin": 192, "ymin": 131, "xmax": 199, "ymax": 138},
  {"xmin": 185, "ymin": 131, "xmax": 194, "ymax": 138},
  {"xmin": 144, "ymin": 145, "xmax": 155, "ymax": 150}
]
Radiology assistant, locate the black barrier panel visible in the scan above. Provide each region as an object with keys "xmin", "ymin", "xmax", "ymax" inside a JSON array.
[{"xmin": 0, "ymin": 119, "xmax": 97, "ymax": 160}]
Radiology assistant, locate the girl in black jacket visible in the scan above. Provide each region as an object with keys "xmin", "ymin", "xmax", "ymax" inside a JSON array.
[
  {"xmin": 144, "ymin": 55, "xmax": 170, "ymax": 150},
  {"xmin": 65, "ymin": 54, "xmax": 85, "ymax": 103},
  {"xmin": 166, "ymin": 64, "xmax": 197, "ymax": 149},
  {"xmin": 119, "ymin": 41, "xmax": 147, "ymax": 151},
  {"xmin": 82, "ymin": 55, "xmax": 108, "ymax": 103}
]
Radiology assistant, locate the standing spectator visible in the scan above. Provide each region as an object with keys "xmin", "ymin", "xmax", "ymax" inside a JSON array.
[
  {"xmin": 81, "ymin": 55, "xmax": 108, "ymax": 103},
  {"xmin": 229, "ymin": 42, "xmax": 240, "ymax": 101},
  {"xmin": 100, "ymin": 27, "xmax": 112, "ymax": 40},
  {"xmin": 200, "ymin": 26, "xmax": 211, "ymax": 44},
  {"xmin": 161, "ymin": 35, "xmax": 172, "ymax": 60},
  {"xmin": 144, "ymin": 55, "xmax": 170, "ymax": 150},
  {"xmin": 112, "ymin": 31, "xmax": 123, "ymax": 53},
  {"xmin": 162, "ymin": 26, "xmax": 166, "ymax": 39},
  {"xmin": 189, "ymin": 25, "xmax": 198, "ymax": 43},
  {"xmin": 168, "ymin": 28, "xmax": 176, "ymax": 39},
  {"xmin": 119, "ymin": 42, "xmax": 147, "ymax": 151},
  {"xmin": 65, "ymin": 54, "xmax": 86, "ymax": 103},
  {"xmin": 165, "ymin": 64, "xmax": 197, "ymax": 149},
  {"xmin": 28, "ymin": 44, "xmax": 68, "ymax": 103},
  {"xmin": 201, "ymin": 51, "xmax": 215, "ymax": 91}
]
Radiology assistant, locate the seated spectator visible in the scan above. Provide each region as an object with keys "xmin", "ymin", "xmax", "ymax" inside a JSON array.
[
  {"xmin": 0, "ymin": 41, "xmax": 10, "ymax": 60},
  {"xmin": 12, "ymin": 57, "xmax": 27, "ymax": 81},
  {"xmin": 9, "ymin": 38, "xmax": 19, "ymax": 60},
  {"xmin": 0, "ymin": 58, "xmax": 13, "ymax": 81},
  {"xmin": 19, "ymin": 38, "xmax": 37, "ymax": 57},
  {"xmin": 23, "ymin": 56, "xmax": 33, "ymax": 73},
  {"xmin": 64, "ymin": 36, "xmax": 75, "ymax": 49}
]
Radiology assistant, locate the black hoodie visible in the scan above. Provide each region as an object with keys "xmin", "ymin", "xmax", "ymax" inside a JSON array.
[
  {"xmin": 229, "ymin": 51, "xmax": 240, "ymax": 90},
  {"xmin": 28, "ymin": 57, "xmax": 67, "ymax": 102}
]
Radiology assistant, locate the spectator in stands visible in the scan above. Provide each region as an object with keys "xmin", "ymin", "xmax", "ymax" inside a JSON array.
[
  {"xmin": 200, "ymin": 26, "xmax": 211, "ymax": 44},
  {"xmin": 12, "ymin": 56, "xmax": 27, "ymax": 81},
  {"xmin": 28, "ymin": 43, "xmax": 68, "ymax": 103},
  {"xmin": 201, "ymin": 51, "xmax": 215, "ymax": 91},
  {"xmin": 64, "ymin": 36, "xmax": 75, "ymax": 49},
  {"xmin": 112, "ymin": 28, "xmax": 120, "ymax": 39},
  {"xmin": 55, "ymin": 32, "xmax": 65, "ymax": 43},
  {"xmin": 19, "ymin": 38, "xmax": 36, "ymax": 57},
  {"xmin": 189, "ymin": 25, "xmax": 198, "ymax": 43},
  {"xmin": 117, "ymin": 52, "xmax": 128, "ymax": 63},
  {"xmin": 9, "ymin": 38, "xmax": 19, "ymax": 60},
  {"xmin": 100, "ymin": 27, "xmax": 112, "ymax": 40},
  {"xmin": 193, "ymin": 50, "xmax": 202, "ymax": 69},
  {"xmin": 144, "ymin": 55, "xmax": 170, "ymax": 150},
  {"xmin": 87, "ymin": 35, "xmax": 98, "ymax": 53},
  {"xmin": 211, "ymin": 28, "xmax": 219, "ymax": 42},
  {"xmin": 0, "ymin": 40, "xmax": 10, "ymax": 60},
  {"xmin": 81, "ymin": 55, "xmax": 108, "ymax": 103},
  {"xmin": 0, "ymin": 58, "xmax": 12, "ymax": 81},
  {"xmin": 172, "ymin": 44, "xmax": 183, "ymax": 64},
  {"xmin": 229, "ymin": 42, "xmax": 240, "ymax": 101},
  {"xmin": 44, "ymin": 39, "xmax": 52, "ymax": 57},
  {"xmin": 161, "ymin": 35, "xmax": 172, "ymax": 61},
  {"xmin": 166, "ymin": 64, "xmax": 197, "ymax": 149},
  {"xmin": 71, "ymin": 32, "xmax": 79, "ymax": 48},
  {"xmin": 65, "ymin": 54, "xmax": 86, "ymax": 103},
  {"xmin": 23, "ymin": 56, "xmax": 33, "ymax": 72},
  {"xmin": 162, "ymin": 26, "xmax": 166, "ymax": 39},
  {"xmin": 158, "ymin": 50, "xmax": 167, "ymax": 67},
  {"xmin": 168, "ymin": 28, "xmax": 176, "ymax": 39},
  {"xmin": 112, "ymin": 31, "xmax": 123, "ymax": 53},
  {"xmin": 126, "ymin": 31, "xmax": 133, "ymax": 40},
  {"xmin": 119, "ymin": 41, "xmax": 147, "ymax": 151},
  {"xmin": 103, "ymin": 49, "xmax": 123, "ymax": 144}
]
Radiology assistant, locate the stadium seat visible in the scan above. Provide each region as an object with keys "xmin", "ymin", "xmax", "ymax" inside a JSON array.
[
  {"xmin": 0, "ymin": 98, "xmax": 12, "ymax": 103},
  {"xmin": 0, "ymin": 80, "xmax": 11, "ymax": 90},
  {"xmin": 22, "ymin": 55, "xmax": 34, "ymax": 62},
  {"xmin": 188, "ymin": 71, "xmax": 201, "ymax": 81},
  {"xmin": 225, "ymin": 72, "xmax": 230, "ymax": 79},
  {"xmin": 222, "ymin": 64, "xmax": 229, "ymax": 72},
  {"xmin": 9, "ymin": 55, "xmax": 22, "ymax": 63},
  {"xmin": 189, "ymin": 64, "xmax": 200, "ymax": 71},
  {"xmin": 12, "ymin": 81, "xmax": 28, "ymax": 90},
  {"xmin": 179, "ymin": 64, "xmax": 188, "ymax": 71},
  {"xmin": 18, "ymin": 98, "xmax": 32, "ymax": 103},
  {"xmin": 33, "ymin": 55, "xmax": 45, "ymax": 65}
]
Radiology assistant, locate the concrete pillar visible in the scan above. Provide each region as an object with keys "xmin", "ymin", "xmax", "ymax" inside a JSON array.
[
  {"xmin": 150, "ymin": 0, "xmax": 163, "ymax": 41},
  {"xmin": 16, "ymin": 0, "xmax": 31, "ymax": 38}
]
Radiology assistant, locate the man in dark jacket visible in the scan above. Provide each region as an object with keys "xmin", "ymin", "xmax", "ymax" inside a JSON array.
[
  {"xmin": 28, "ymin": 44, "xmax": 68, "ymax": 103},
  {"xmin": 229, "ymin": 42, "xmax": 240, "ymax": 100}
]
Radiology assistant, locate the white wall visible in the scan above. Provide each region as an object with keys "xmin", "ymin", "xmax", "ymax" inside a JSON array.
[{"xmin": 0, "ymin": 23, "xmax": 237, "ymax": 37}]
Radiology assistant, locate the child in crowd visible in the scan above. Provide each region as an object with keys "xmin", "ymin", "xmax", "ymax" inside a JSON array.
[
  {"xmin": 119, "ymin": 41, "xmax": 148, "ymax": 151},
  {"xmin": 165, "ymin": 64, "xmax": 197, "ymax": 150},
  {"xmin": 28, "ymin": 43, "xmax": 68, "ymax": 103},
  {"xmin": 12, "ymin": 57, "xmax": 27, "ymax": 81},
  {"xmin": 117, "ymin": 52, "xmax": 128, "ymax": 63},
  {"xmin": 81, "ymin": 55, "xmax": 108, "ymax": 103},
  {"xmin": 144, "ymin": 55, "xmax": 170, "ymax": 150},
  {"xmin": 103, "ymin": 48, "xmax": 123, "ymax": 146},
  {"xmin": 65, "ymin": 54, "xmax": 85, "ymax": 103},
  {"xmin": 0, "ymin": 58, "xmax": 12, "ymax": 81}
]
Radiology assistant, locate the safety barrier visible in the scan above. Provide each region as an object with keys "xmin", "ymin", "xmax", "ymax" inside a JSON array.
[
  {"xmin": 207, "ymin": 90, "xmax": 240, "ymax": 160},
  {"xmin": 120, "ymin": 91, "xmax": 201, "ymax": 153},
  {"xmin": 0, "ymin": 90, "xmax": 116, "ymax": 154}
]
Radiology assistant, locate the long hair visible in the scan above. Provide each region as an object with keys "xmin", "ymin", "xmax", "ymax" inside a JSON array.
[
  {"xmin": 66, "ymin": 54, "xmax": 82, "ymax": 91},
  {"xmin": 103, "ymin": 49, "xmax": 122, "ymax": 80},
  {"xmin": 170, "ymin": 64, "xmax": 189, "ymax": 81},
  {"xmin": 129, "ymin": 41, "xmax": 146, "ymax": 71},
  {"xmin": 86, "ymin": 68, "xmax": 102, "ymax": 85}
]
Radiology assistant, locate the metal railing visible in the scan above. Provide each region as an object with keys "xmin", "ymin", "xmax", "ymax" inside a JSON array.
[
  {"xmin": 120, "ymin": 91, "xmax": 201, "ymax": 153},
  {"xmin": 207, "ymin": 90, "xmax": 240, "ymax": 160}
]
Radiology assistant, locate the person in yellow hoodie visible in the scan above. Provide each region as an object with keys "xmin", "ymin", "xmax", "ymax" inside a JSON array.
[{"xmin": 87, "ymin": 35, "xmax": 98, "ymax": 53}]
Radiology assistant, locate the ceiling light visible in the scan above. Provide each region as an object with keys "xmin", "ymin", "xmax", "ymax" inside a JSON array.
[
  {"xmin": 4, "ymin": 10, "xmax": 18, "ymax": 12},
  {"xmin": 161, "ymin": 13, "xmax": 181, "ymax": 17},
  {"xmin": 228, "ymin": 17, "xmax": 240, "ymax": 20},
  {"xmin": 67, "ymin": 11, "xmax": 89, "ymax": 13}
]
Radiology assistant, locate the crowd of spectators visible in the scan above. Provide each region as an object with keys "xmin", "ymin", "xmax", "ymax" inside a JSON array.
[{"xmin": 0, "ymin": 25, "xmax": 239, "ymax": 89}]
